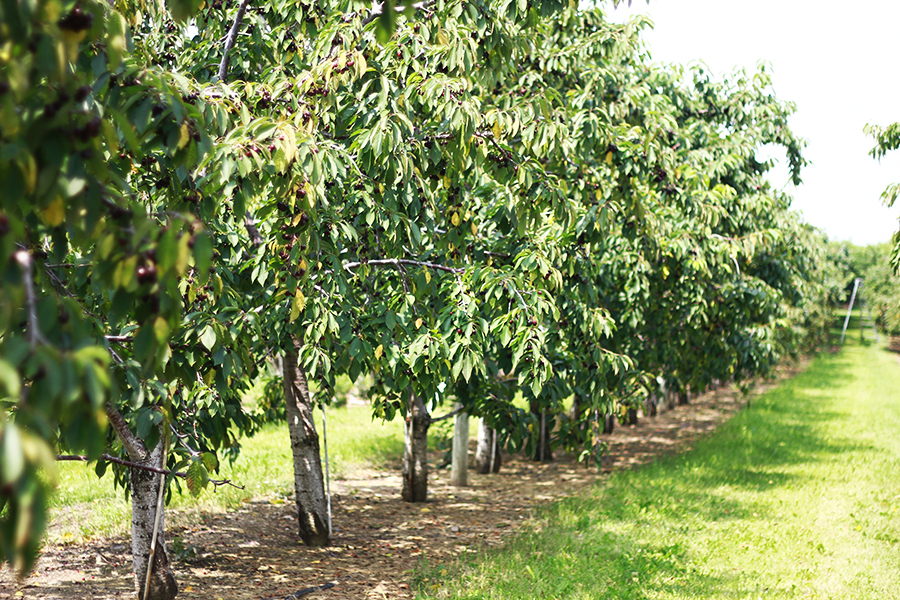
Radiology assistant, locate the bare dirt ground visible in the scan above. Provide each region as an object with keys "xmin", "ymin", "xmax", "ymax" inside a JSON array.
[{"xmin": 0, "ymin": 362, "xmax": 804, "ymax": 600}]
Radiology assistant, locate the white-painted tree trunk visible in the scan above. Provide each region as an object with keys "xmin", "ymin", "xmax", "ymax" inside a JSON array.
[
  {"xmin": 283, "ymin": 339, "xmax": 330, "ymax": 546},
  {"xmin": 450, "ymin": 404, "xmax": 468, "ymax": 487},
  {"xmin": 475, "ymin": 420, "xmax": 501, "ymax": 474},
  {"xmin": 130, "ymin": 439, "xmax": 177, "ymax": 600},
  {"xmin": 402, "ymin": 390, "xmax": 431, "ymax": 502}
]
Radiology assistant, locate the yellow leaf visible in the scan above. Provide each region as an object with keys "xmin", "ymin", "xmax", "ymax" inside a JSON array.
[
  {"xmin": 177, "ymin": 123, "xmax": 190, "ymax": 150},
  {"xmin": 153, "ymin": 317, "xmax": 171, "ymax": 344},
  {"xmin": 451, "ymin": 212, "xmax": 461, "ymax": 227},
  {"xmin": 471, "ymin": 222, "xmax": 478, "ymax": 236},
  {"xmin": 492, "ymin": 120, "xmax": 501, "ymax": 140},
  {"xmin": 290, "ymin": 289, "xmax": 306, "ymax": 322},
  {"xmin": 424, "ymin": 268, "xmax": 431, "ymax": 284},
  {"xmin": 40, "ymin": 197, "xmax": 65, "ymax": 226},
  {"xmin": 415, "ymin": 318, "xmax": 423, "ymax": 329},
  {"xmin": 184, "ymin": 586, "xmax": 194, "ymax": 592},
  {"xmin": 436, "ymin": 29, "xmax": 449, "ymax": 45},
  {"xmin": 606, "ymin": 151, "xmax": 613, "ymax": 165},
  {"xmin": 355, "ymin": 51, "xmax": 367, "ymax": 78},
  {"xmin": 662, "ymin": 265, "xmax": 670, "ymax": 279},
  {"xmin": 374, "ymin": 344, "xmax": 383, "ymax": 359}
]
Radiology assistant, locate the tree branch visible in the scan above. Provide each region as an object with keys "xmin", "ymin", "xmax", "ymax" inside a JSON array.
[
  {"xmin": 244, "ymin": 212, "xmax": 264, "ymax": 246},
  {"xmin": 56, "ymin": 454, "xmax": 244, "ymax": 490},
  {"xmin": 105, "ymin": 402, "xmax": 148, "ymax": 462},
  {"xmin": 105, "ymin": 335, "xmax": 133, "ymax": 343},
  {"xmin": 430, "ymin": 405, "xmax": 465, "ymax": 423},
  {"xmin": 217, "ymin": 0, "xmax": 252, "ymax": 82},
  {"xmin": 14, "ymin": 250, "xmax": 47, "ymax": 348},
  {"xmin": 343, "ymin": 258, "xmax": 463, "ymax": 274}
]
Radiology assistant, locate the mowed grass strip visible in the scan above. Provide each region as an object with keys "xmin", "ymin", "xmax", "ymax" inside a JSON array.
[{"xmin": 419, "ymin": 335, "xmax": 900, "ymax": 599}]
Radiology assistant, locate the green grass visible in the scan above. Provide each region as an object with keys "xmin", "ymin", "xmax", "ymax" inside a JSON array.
[
  {"xmin": 47, "ymin": 404, "xmax": 407, "ymax": 543},
  {"xmin": 417, "ymin": 327, "xmax": 900, "ymax": 599}
]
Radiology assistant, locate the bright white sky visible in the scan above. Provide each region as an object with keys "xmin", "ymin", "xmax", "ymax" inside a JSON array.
[{"xmin": 606, "ymin": 0, "xmax": 900, "ymax": 246}]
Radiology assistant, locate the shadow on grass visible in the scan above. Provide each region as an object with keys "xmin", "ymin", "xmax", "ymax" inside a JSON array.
[{"xmin": 430, "ymin": 346, "xmax": 871, "ymax": 599}]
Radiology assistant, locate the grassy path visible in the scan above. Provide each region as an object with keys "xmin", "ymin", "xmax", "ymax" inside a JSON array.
[{"xmin": 420, "ymin": 334, "xmax": 900, "ymax": 599}]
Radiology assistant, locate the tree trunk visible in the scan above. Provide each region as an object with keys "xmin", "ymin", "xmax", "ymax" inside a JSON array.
[
  {"xmin": 570, "ymin": 395, "xmax": 583, "ymax": 421},
  {"xmin": 475, "ymin": 420, "xmax": 502, "ymax": 474},
  {"xmin": 283, "ymin": 340, "xmax": 330, "ymax": 546},
  {"xmin": 602, "ymin": 412, "xmax": 615, "ymax": 434},
  {"xmin": 131, "ymin": 440, "xmax": 177, "ymax": 600},
  {"xmin": 529, "ymin": 400, "xmax": 553, "ymax": 462},
  {"xmin": 626, "ymin": 405, "xmax": 638, "ymax": 426},
  {"xmin": 402, "ymin": 390, "xmax": 430, "ymax": 502},
  {"xmin": 678, "ymin": 388, "xmax": 690, "ymax": 405},
  {"xmin": 645, "ymin": 393, "xmax": 658, "ymax": 417},
  {"xmin": 450, "ymin": 403, "xmax": 468, "ymax": 487}
]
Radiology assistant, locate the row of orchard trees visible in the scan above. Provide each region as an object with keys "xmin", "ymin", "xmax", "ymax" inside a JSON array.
[{"xmin": 0, "ymin": 0, "xmax": 837, "ymax": 598}]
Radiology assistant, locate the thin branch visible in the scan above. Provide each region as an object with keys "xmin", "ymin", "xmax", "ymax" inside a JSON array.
[
  {"xmin": 343, "ymin": 258, "xmax": 463, "ymax": 274},
  {"xmin": 217, "ymin": 0, "xmax": 252, "ymax": 82},
  {"xmin": 244, "ymin": 212, "xmax": 264, "ymax": 246},
  {"xmin": 474, "ymin": 130, "xmax": 515, "ymax": 164},
  {"xmin": 106, "ymin": 335, "xmax": 133, "ymax": 343},
  {"xmin": 56, "ymin": 454, "xmax": 244, "ymax": 490},
  {"xmin": 169, "ymin": 424, "xmax": 201, "ymax": 458},
  {"xmin": 15, "ymin": 250, "xmax": 48, "ymax": 348},
  {"xmin": 430, "ymin": 405, "xmax": 465, "ymax": 423},
  {"xmin": 361, "ymin": 0, "xmax": 435, "ymax": 26}
]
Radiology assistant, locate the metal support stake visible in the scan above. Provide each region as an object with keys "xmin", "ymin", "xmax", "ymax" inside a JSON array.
[
  {"xmin": 840, "ymin": 278, "xmax": 861, "ymax": 345},
  {"xmin": 321, "ymin": 404, "xmax": 332, "ymax": 539}
]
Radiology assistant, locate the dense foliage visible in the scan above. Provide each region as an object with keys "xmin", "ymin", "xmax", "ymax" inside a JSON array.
[{"xmin": 1, "ymin": 0, "xmax": 837, "ymax": 592}]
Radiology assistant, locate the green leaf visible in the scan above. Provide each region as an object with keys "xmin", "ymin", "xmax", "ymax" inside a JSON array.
[
  {"xmin": 193, "ymin": 232, "xmax": 213, "ymax": 283},
  {"xmin": 185, "ymin": 459, "xmax": 209, "ymax": 496},
  {"xmin": 200, "ymin": 325, "xmax": 217, "ymax": 351},
  {"xmin": 1, "ymin": 423, "xmax": 24, "ymax": 484},
  {"xmin": 377, "ymin": 0, "xmax": 396, "ymax": 44},
  {"xmin": 201, "ymin": 452, "xmax": 218, "ymax": 472},
  {"xmin": 106, "ymin": 12, "xmax": 127, "ymax": 70},
  {"xmin": 167, "ymin": 0, "xmax": 204, "ymax": 23},
  {"xmin": 0, "ymin": 359, "xmax": 21, "ymax": 400}
]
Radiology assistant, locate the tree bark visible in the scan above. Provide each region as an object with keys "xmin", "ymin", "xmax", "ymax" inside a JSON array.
[
  {"xmin": 678, "ymin": 387, "xmax": 690, "ymax": 405},
  {"xmin": 645, "ymin": 393, "xmax": 658, "ymax": 417},
  {"xmin": 130, "ymin": 439, "xmax": 177, "ymax": 600},
  {"xmin": 570, "ymin": 395, "xmax": 583, "ymax": 421},
  {"xmin": 625, "ymin": 405, "xmax": 638, "ymax": 426},
  {"xmin": 475, "ymin": 420, "xmax": 501, "ymax": 474},
  {"xmin": 402, "ymin": 390, "xmax": 430, "ymax": 502},
  {"xmin": 664, "ymin": 389, "xmax": 674, "ymax": 410},
  {"xmin": 602, "ymin": 412, "xmax": 615, "ymax": 434},
  {"xmin": 283, "ymin": 339, "xmax": 330, "ymax": 546},
  {"xmin": 450, "ymin": 404, "xmax": 468, "ymax": 487}
]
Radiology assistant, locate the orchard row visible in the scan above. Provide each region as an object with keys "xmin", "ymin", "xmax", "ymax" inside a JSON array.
[{"xmin": 0, "ymin": 0, "xmax": 840, "ymax": 598}]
